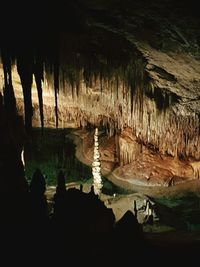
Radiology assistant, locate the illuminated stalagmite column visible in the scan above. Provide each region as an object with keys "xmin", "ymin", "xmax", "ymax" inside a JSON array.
[{"xmin": 92, "ymin": 127, "xmax": 103, "ymax": 195}]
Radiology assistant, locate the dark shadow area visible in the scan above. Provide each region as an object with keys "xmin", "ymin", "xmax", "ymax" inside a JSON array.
[
  {"xmin": 0, "ymin": 167, "xmax": 199, "ymax": 265},
  {"xmin": 0, "ymin": 167, "xmax": 143, "ymax": 264}
]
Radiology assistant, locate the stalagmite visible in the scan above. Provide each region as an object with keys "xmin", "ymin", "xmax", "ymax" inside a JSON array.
[
  {"xmin": 1, "ymin": 31, "xmax": 200, "ymax": 168},
  {"xmin": 92, "ymin": 127, "xmax": 103, "ymax": 195},
  {"xmin": 3, "ymin": 58, "xmax": 200, "ymax": 165}
]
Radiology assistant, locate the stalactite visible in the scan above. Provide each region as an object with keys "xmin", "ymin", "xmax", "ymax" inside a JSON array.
[
  {"xmin": 1, "ymin": 49, "xmax": 17, "ymax": 117},
  {"xmin": 17, "ymin": 55, "xmax": 33, "ymax": 133},
  {"xmin": 190, "ymin": 161, "xmax": 200, "ymax": 179},
  {"xmin": 100, "ymin": 70, "xmax": 103, "ymax": 94},
  {"xmin": 24, "ymin": 68, "xmax": 200, "ymax": 162},
  {"xmin": 116, "ymin": 74, "xmax": 119, "ymax": 99},
  {"xmin": 3, "ymin": 84, "xmax": 17, "ymax": 117},
  {"xmin": 114, "ymin": 133, "xmax": 120, "ymax": 166},
  {"xmin": 54, "ymin": 62, "xmax": 59, "ymax": 128},
  {"xmin": 34, "ymin": 59, "xmax": 44, "ymax": 129},
  {"xmin": 76, "ymin": 77, "xmax": 80, "ymax": 97},
  {"xmin": 1, "ymin": 26, "xmax": 200, "ymax": 164}
]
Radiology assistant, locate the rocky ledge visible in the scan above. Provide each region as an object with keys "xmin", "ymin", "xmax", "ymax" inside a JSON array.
[{"xmin": 74, "ymin": 128, "xmax": 198, "ymax": 187}]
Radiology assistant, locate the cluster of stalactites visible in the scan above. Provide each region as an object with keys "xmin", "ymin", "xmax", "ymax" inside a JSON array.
[
  {"xmin": 118, "ymin": 100, "xmax": 200, "ymax": 165},
  {"xmin": 43, "ymin": 66, "xmax": 200, "ymax": 161},
  {"xmin": 133, "ymin": 102, "xmax": 200, "ymax": 160},
  {"xmin": 119, "ymin": 137, "xmax": 141, "ymax": 166},
  {"xmin": 1, "ymin": 55, "xmax": 200, "ymax": 162}
]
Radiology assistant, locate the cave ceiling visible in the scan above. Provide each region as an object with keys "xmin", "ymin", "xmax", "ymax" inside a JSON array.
[{"xmin": 1, "ymin": 0, "xmax": 200, "ymax": 162}]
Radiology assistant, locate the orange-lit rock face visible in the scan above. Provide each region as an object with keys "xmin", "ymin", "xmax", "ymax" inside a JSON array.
[
  {"xmin": 6, "ymin": 66, "xmax": 200, "ymax": 161},
  {"xmin": 1, "ymin": 18, "xmax": 200, "ymax": 187},
  {"xmin": 115, "ymin": 128, "xmax": 195, "ymax": 186},
  {"xmin": 1, "ymin": 61, "xmax": 200, "ymax": 186},
  {"xmin": 75, "ymin": 127, "xmax": 198, "ymax": 186}
]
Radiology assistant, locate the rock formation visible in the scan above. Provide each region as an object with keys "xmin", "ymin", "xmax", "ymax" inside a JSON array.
[{"xmin": 0, "ymin": 0, "xmax": 200, "ymax": 187}]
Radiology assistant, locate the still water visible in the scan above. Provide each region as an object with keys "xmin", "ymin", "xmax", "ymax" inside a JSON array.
[
  {"xmin": 24, "ymin": 128, "xmax": 91, "ymax": 185},
  {"xmin": 24, "ymin": 128, "xmax": 120, "ymax": 194},
  {"xmin": 24, "ymin": 128, "xmax": 200, "ymax": 243}
]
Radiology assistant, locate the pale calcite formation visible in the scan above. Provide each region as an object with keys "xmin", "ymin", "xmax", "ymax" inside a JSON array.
[{"xmin": 92, "ymin": 128, "xmax": 103, "ymax": 195}]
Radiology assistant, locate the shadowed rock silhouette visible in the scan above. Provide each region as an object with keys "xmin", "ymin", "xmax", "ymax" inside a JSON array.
[{"xmin": 29, "ymin": 168, "xmax": 48, "ymax": 222}]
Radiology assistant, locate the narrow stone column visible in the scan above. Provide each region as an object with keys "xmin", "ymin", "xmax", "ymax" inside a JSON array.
[{"xmin": 92, "ymin": 127, "xmax": 103, "ymax": 195}]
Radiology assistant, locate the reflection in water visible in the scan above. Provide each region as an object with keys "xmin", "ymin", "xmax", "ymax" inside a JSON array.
[
  {"xmin": 24, "ymin": 129, "xmax": 200, "ymax": 241},
  {"xmin": 92, "ymin": 128, "xmax": 103, "ymax": 195},
  {"xmin": 21, "ymin": 147, "xmax": 25, "ymax": 168},
  {"xmin": 24, "ymin": 129, "xmax": 91, "ymax": 185}
]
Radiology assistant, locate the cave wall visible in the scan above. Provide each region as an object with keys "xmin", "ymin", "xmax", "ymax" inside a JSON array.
[
  {"xmin": 0, "ymin": 0, "xmax": 200, "ymax": 188},
  {"xmin": 1, "ymin": 58, "xmax": 199, "ymax": 162}
]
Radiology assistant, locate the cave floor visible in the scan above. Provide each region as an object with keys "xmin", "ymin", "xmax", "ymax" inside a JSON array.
[{"xmin": 30, "ymin": 129, "xmax": 200, "ymax": 246}]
